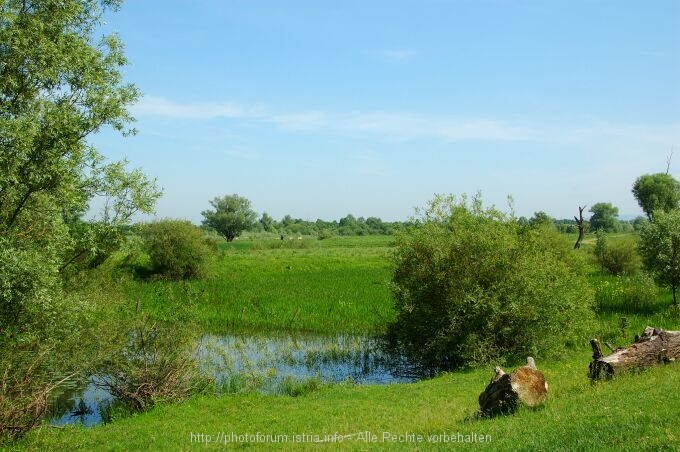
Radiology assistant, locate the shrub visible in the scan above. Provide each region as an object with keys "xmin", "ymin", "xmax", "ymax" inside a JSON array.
[
  {"xmin": 593, "ymin": 233, "xmax": 641, "ymax": 276},
  {"xmin": 387, "ymin": 194, "xmax": 594, "ymax": 372},
  {"xmin": 141, "ymin": 220, "xmax": 215, "ymax": 280},
  {"xmin": 92, "ymin": 295, "xmax": 210, "ymax": 412},
  {"xmin": 317, "ymin": 229, "xmax": 334, "ymax": 240}
]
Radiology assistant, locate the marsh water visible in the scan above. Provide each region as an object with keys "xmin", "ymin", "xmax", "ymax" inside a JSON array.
[{"xmin": 49, "ymin": 333, "xmax": 418, "ymax": 427}]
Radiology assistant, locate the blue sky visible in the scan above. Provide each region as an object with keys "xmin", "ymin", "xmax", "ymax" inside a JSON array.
[{"xmin": 93, "ymin": 0, "xmax": 680, "ymax": 223}]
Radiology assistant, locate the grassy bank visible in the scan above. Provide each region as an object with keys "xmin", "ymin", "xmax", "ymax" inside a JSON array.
[{"xmin": 17, "ymin": 350, "xmax": 680, "ymax": 451}]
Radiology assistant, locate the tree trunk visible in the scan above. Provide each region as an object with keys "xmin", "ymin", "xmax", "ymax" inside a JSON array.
[
  {"xmin": 478, "ymin": 357, "xmax": 548, "ymax": 416},
  {"xmin": 589, "ymin": 326, "xmax": 680, "ymax": 381},
  {"xmin": 573, "ymin": 205, "xmax": 586, "ymax": 249}
]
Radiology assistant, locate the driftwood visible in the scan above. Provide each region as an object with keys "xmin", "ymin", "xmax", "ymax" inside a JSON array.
[
  {"xmin": 589, "ymin": 326, "xmax": 680, "ymax": 381},
  {"xmin": 478, "ymin": 357, "xmax": 548, "ymax": 416}
]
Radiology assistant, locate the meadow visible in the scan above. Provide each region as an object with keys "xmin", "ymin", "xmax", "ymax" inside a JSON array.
[
  {"xmin": 13, "ymin": 233, "xmax": 680, "ymax": 451},
  {"xmin": 121, "ymin": 235, "xmax": 397, "ymax": 334}
]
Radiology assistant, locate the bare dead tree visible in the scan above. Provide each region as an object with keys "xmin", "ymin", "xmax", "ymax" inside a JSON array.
[
  {"xmin": 573, "ymin": 205, "xmax": 586, "ymax": 249},
  {"xmin": 667, "ymin": 147, "xmax": 675, "ymax": 175}
]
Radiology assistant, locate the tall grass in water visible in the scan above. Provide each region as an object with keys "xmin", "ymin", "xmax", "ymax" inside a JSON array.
[{"xmin": 122, "ymin": 241, "xmax": 397, "ymax": 334}]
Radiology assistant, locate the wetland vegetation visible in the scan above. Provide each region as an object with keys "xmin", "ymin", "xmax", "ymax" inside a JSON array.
[{"xmin": 3, "ymin": 1, "xmax": 680, "ymax": 450}]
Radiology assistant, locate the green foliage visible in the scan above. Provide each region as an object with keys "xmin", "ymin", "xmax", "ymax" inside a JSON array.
[
  {"xmin": 141, "ymin": 220, "xmax": 215, "ymax": 280},
  {"xmin": 317, "ymin": 228, "xmax": 334, "ymax": 240},
  {"xmin": 593, "ymin": 274, "xmax": 658, "ymax": 314},
  {"xmin": 632, "ymin": 173, "xmax": 680, "ymax": 220},
  {"xmin": 529, "ymin": 211, "xmax": 555, "ymax": 229},
  {"xmin": 258, "ymin": 212, "xmax": 276, "ymax": 232},
  {"xmin": 589, "ymin": 202, "xmax": 620, "ymax": 232},
  {"xmin": 92, "ymin": 294, "xmax": 210, "ymax": 413},
  {"xmin": 0, "ymin": 0, "xmax": 161, "ymax": 440},
  {"xmin": 201, "ymin": 194, "xmax": 257, "ymax": 242},
  {"xmin": 388, "ymin": 194, "xmax": 594, "ymax": 371},
  {"xmin": 638, "ymin": 208, "xmax": 680, "ymax": 304},
  {"xmin": 593, "ymin": 232, "xmax": 641, "ymax": 276},
  {"xmin": 0, "ymin": 239, "xmax": 94, "ymax": 441},
  {"xmin": 259, "ymin": 215, "xmax": 405, "ymax": 237}
]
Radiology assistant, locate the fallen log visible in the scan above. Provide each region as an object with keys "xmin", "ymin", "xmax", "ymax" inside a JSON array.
[
  {"xmin": 478, "ymin": 357, "xmax": 548, "ymax": 417},
  {"xmin": 589, "ymin": 326, "xmax": 680, "ymax": 381}
]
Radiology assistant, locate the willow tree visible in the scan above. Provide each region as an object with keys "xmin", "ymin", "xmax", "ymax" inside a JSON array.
[
  {"xmin": 0, "ymin": 0, "xmax": 161, "ymax": 439},
  {"xmin": 201, "ymin": 194, "xmax": 257, "ymax": 242},
  {"xmin": 632, "ymin": 173, "xmax": 680, "ymax": 220}
]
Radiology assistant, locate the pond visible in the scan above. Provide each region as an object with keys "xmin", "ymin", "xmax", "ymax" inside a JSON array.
[{"xmin": 48, "ymin": 333, "xmax": 418, "ymax": 427}]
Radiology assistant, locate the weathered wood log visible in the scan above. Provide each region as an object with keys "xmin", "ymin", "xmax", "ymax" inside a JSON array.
[
  {"xmin": 589, "ymin": 326, "xmax": 680, "ymax": 381},
  {"xmin": 478, "ymin": 357, "xmax": 548, "ymax": 416}
]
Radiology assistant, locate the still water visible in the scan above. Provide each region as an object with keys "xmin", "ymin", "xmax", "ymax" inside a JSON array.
[{"xmin": 49, "ymin": 333, "xmax": 417, "ymax": 427}]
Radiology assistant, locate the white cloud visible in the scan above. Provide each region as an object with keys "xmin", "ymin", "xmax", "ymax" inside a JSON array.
[
  {"xmin": 273, "ymin": 111, "xmax": 534, "ymax": 142},
  {"xmin": 131, "ymin": 96, "xmax": 264, "ymax": 119},
  {"xmin": 384, "ymin": 49, "xmax": 416, "ymax": 60},
  {"xmin": 130, "ymin": 96, "xmax": 680, "ymax": 145}
]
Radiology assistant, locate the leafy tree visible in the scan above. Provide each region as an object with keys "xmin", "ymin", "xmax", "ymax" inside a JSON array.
[
  {"xmin": 259, "ymin": 212, "xmax": 276, "ymax": 232},
  {"xmin": 529, "ymin": 211, "xmax": 555, "ymax": 228},
  {"xmin": 632, "ymin": 173, "xmax": 680, "ymax": 220},
  {"xmin": 281, "ymin": 214, "xmax": 294, "ymax": 228},
  {"xmin": 388, "ymin": 194, "xmax": 594, "ymax": 372},
  {"xmin": 632, "ymin": 216, "xmax": 648, "ymax": 231},
  {"xmin": 0, "ymin": 0, "xmax": 161, "ymax": 439},
  {"xmin": 201, "ymin": 194, "xmax": 257, "ymax": 242},
  {"xmin": 589, "ymin": 202, "xmax": 620, "ymax": 232},
  {"xmin": 638, "ymin": 209, "xmax": 680, "ymax": 304}
]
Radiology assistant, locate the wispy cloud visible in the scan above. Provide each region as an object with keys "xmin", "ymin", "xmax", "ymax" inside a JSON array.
[
  {"xmin": 273, "ymin": 111, "xmax": 534, "ymax": 142},
  {"xmin": 132, "ymin": 96, "xmax": 264, "ymax": 119},
  {"xmin": 384, "ymin": 49, "xmax": 416, "ymax": 60},
  {"xmin": 130, "ymin": 96, "xmax": 680, "ymax": 145}
]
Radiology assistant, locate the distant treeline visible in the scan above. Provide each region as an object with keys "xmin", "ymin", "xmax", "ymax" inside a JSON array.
[
  {"xmin": 251, "ymin": 213, "xmax": 412, "ymax": 237},
  {"xmin": 248, "ymin": 212, "xmax": 648, "ymax": 237},
  {"xmin": 518, "ymin": 212, "xmax": 647, "ymax": 234}
]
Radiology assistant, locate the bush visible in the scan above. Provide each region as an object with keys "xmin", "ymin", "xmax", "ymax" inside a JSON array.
[
  {"xmin": 92, "ymin": 293, "xmax": 210, "ymax": 412},
  {"xmin": 141, "ymin": 220, "xmax": 215, "ymax": 280},
  {"xmin": 0, "ymin": 239, "xmax": 93, "ymax": 441},
  {"xmin": 387, "ymin": 194, "xmax": 594, "ymax": 372},
  {"xmin": 593, "ymin": 233, "xmax": 641, "ymax": 276}
]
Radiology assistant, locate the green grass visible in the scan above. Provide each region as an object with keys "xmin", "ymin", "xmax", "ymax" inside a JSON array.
[
  {"xmin": 10, "ymin": 235, "xmax": 680, "ymax": 451},
  {"xmin": 16, "ymin": 352, "xmax": 680, "ymax": 451},
  {"xmin": 121, "ymin": 236, "xmax": 396, "ymax": 334}
]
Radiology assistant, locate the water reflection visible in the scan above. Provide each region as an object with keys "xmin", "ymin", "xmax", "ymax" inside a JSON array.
[
  {"xmin": 49, "ymin": 333, "xmax": 418, "ymax": 427},
  {"xmin": 48, "ymin": 378, "xmax": 114, "ymax": 427}
]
